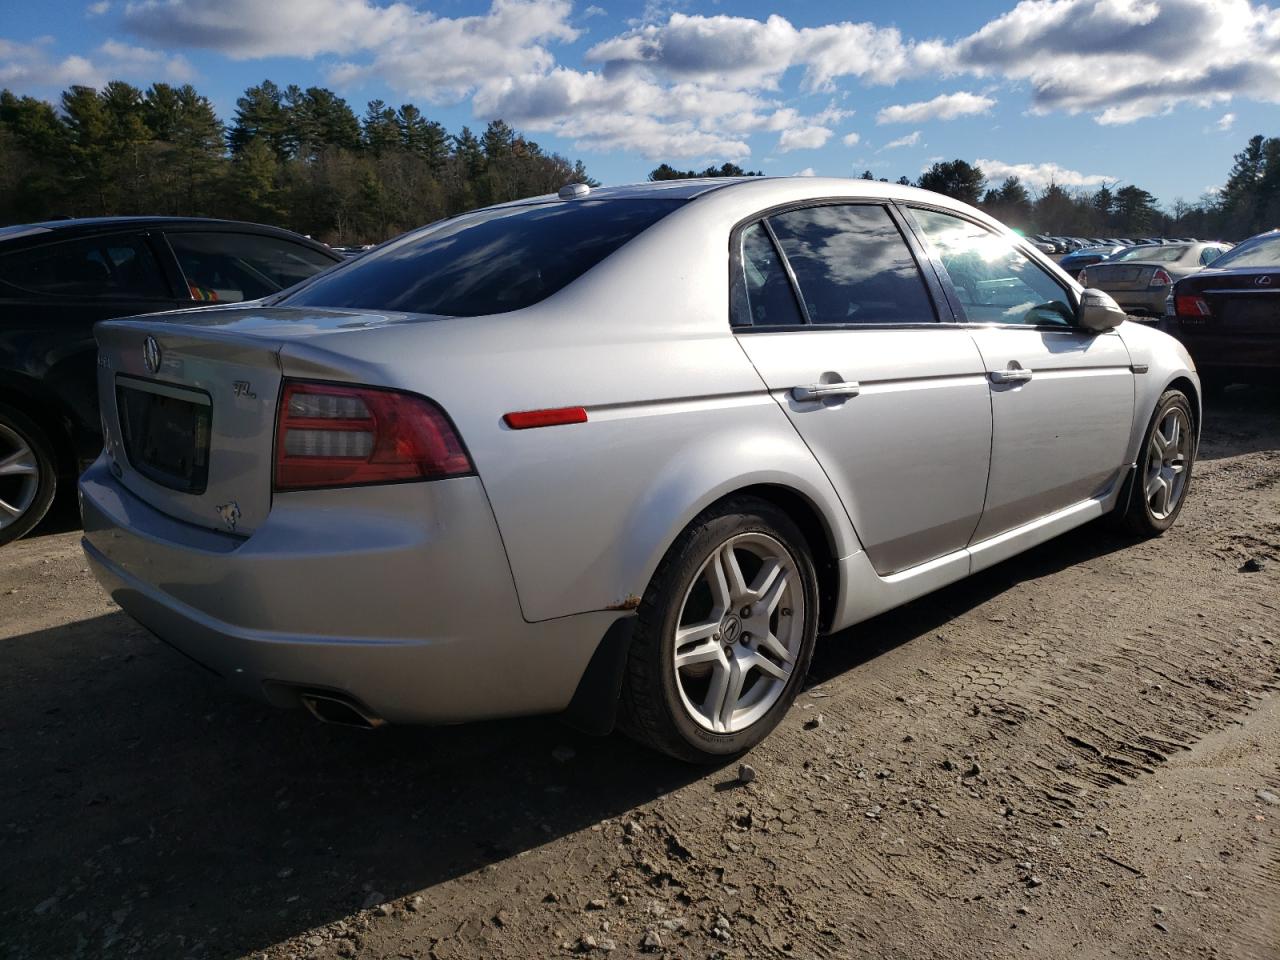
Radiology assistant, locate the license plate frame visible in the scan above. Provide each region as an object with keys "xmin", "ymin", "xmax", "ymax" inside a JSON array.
[{"xmin": 115, "ymin": 375, "xmax": 213, "ymax": 494}]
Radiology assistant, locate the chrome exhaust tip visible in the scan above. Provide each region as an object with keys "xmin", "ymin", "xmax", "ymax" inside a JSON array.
[{"xmin": 299, "ymin": 691, "xmax": 385, "ymax": 730}]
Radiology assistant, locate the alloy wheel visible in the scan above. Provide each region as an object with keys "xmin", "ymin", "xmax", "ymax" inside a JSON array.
[
  {"xmin": 0, "ymin": 423, "xmax": 40, "ymax": 533},
  {"xmin": 671, "ymin": 532, "xmax": 804, "ymax": 734},
  {"xmin": 1144, "ymin": 406, "xmax": 1191, "ymax": 520}
]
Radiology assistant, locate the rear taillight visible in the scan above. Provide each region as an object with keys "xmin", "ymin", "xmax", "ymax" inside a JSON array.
[
  {"xmin": 1149, "ymin": 268, "xmax": 1173, "ymax": 287},
  {"xmin": 1174, "ymin": 295, "xmax": 1212, "ymax": 318},
  {"xmin": 274, "ymin": 380, "xmax": 472, "ymax": 491}
]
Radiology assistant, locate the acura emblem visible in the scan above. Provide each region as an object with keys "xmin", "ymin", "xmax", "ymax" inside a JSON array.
[
  {"xmin": 1256, "ymin": 275, "xmax": 1272, "ymax": 286},
  {"xmin": 142, "ymin": 335, "xmax": 162, "ymax": 374}
]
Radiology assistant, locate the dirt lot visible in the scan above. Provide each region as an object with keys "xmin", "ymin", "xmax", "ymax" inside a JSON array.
[{"xmin": 2, "ymin": 388, "xmax": 1278, "ymax": 960}]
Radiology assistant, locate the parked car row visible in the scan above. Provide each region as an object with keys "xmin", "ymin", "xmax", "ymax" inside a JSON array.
[{"xmin": 1032, "ymin": 235, "xmax": 1204, "ymax": 254}]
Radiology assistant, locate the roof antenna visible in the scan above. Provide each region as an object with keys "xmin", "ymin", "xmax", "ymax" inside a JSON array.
[{"xmin": 558, "ymin": 183, "xmax": 591, "ymax": 200}]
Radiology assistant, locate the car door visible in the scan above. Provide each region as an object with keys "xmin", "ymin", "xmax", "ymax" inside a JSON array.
[
  {"xmin": 0, "ymin": 230, "xmax": 184, "ymax": 460},
  {"xmin": 162, "ymin": 231, "xmax": 338, "ymax": 304},
  {"xmin": 732, "ymin": 201, "xmax": 993, "ymax": 576},
  {"xmin": 902, "ymin": 205, "xmax": 1135, "ymax": 545}
]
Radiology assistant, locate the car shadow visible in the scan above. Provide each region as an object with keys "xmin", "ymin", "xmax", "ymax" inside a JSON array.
[
  {"xmin": 1198, "ymin": 384, "xmax": 1280, "ymax": 462},
  {"xmin": 0, "ymin": 515, "xmax": 1140, "ymax": 959},
  {"xmin": 809, "ymin": 516, "xmax": 1135, "ymax": 683}
]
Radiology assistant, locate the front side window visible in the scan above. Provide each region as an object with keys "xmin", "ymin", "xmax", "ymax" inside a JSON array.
[
  {"xmin": 0, "ymin": 234, "xmax": 168, "ymax": 299},
  {"xmin": 737, "ymin": 222, "xmax": 804, "ymax": 327},
  {"xmin": 167, "ymin": 232, "xmax": 336, "ymax": 304},
  {"xmin": 281, "ymin": 199, "xmax": 684, "ymax": 317},
  {"xmin": 908, "ymin": 207, "xmax": 1074, "ymax": 326},
  {"xmin": 765, "ymin": 204, "xmax": 936, "ymax": 325}
]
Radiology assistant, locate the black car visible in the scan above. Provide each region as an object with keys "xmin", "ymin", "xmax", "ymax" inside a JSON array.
[
  {"xmin": 0, "ymin": 217, "xmax": 341, "ymax": 544},
  {"xmin": 1164, "ymin": 229, "xmax": 1280, "ymax": 393}
]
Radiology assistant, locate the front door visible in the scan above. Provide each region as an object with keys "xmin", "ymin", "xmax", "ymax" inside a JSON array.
[
  {"xmin": 903, "ymin": 206, "xmax": 1135, "ymax": 544},
  {"xmin": 732, "ymin": 202, "xmax": 993, "ymax": 576}
]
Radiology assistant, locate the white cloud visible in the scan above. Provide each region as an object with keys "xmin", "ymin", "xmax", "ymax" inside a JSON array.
[
  {"xmin": 778, "ymin": 124, "xmax": 831, "ymax": 152},
  {"xmin": 841, "ymin": 131, "xmax": 860, "ymax": 146},
  {"xmin": 123, "ymin": 0, "xmax": 579, "ymax": 103},
  {"xmin": 87, "ymin": 1, "xmax": 111, "ymax": 14},
  {"xmin": 976, "ymin": 157, "xmax": 1114, "ymax": 191},
  {"xmin": 1217, "ymin": 112, "xmax": 1236, "ymax": 130},
  {"xmin": 883, "ymin": 131, "xmax": 921, "ymax": 149},
  {"xmin": 584, "ymin": 5, "xmax": 606, "ymax": 16},
  {"xmin": 792, "ymin": 166, "xmax": 816, "ymax": 176},
  {"xmin": 877, "ymin": 91, "xmax": 995, "ymax": 124},
  {"xmin": 0, "ymin": 36, "xmax": 191, "ymax": 88},
  {"xmin": 948, "ymin": 0, "xmax": 1280, "ymax": 125}
]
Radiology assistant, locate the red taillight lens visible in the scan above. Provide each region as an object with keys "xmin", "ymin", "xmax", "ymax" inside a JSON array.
[
  {"xmin": 1149, "ymin": 268, "xmax": 1173, "ymax": 287},
  {"xmin": 1174, "ymin": 295, "xmax": 1212, "ymax": 317},
  {"xmin": 274, "ymin": 380, "xmax": 472, "ymax": 491}
]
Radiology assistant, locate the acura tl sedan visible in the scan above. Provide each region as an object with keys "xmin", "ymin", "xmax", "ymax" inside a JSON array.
[{"xmin": 79, "ymin": 178, "xmax": 1200, "ymax": 762}]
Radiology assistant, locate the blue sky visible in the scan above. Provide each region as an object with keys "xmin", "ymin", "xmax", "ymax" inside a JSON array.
[{"xmin": 2, "ymin": 0, "xmax": 1278, "ymax": 207}]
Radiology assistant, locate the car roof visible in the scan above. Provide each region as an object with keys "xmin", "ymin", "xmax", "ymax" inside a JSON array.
[
  {"xmin": 0, "ymin": 215, "xmax": 339, "ymax": 256},
  {"xmin": 20, "ymin": 215, "xmax": 310, "ymax": 235}
]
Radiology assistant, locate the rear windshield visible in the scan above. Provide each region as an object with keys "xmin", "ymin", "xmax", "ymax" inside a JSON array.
[
  {"xmin": 1210, "ymin": 233, "xmax": 1280, "ymax": 269},
  {"xmin": 280, "ymin": 198, "xmax": 684, "ymax": 317},
  {"xmin": 1109, "ymin": 244, "xmax": 1188, "ymax": 263}
]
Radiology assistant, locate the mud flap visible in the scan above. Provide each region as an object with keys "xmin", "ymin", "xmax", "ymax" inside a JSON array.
[{"xmin": 562, "ymin": 615, "xmax": 636, "ymax": 736}]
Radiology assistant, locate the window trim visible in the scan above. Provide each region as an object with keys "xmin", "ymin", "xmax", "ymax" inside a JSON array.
[
  {"xmin": 896, "ymin": 201, "xmax": 1085, "ymax": 332},
  {"xmin": 728, "ymin": 197, "xmax": 949, "ymax": 333}
]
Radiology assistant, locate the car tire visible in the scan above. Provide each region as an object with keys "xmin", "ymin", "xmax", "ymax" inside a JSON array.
[
  {"xmin": 618, "ymin": 496, "xmax": 819, "ymax": 763},
  {"xmin": 0, "ymin": 402, "xmax": 58, "ymax": 547},
  {"xmin": 1117, "ymin": 390, "xmax": 1196, "ymax": 538}
]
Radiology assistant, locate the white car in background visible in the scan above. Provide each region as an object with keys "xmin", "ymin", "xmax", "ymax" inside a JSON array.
[{"xmin": 80, "ymin": 177, "xmax": 1200, "ymax": 762}]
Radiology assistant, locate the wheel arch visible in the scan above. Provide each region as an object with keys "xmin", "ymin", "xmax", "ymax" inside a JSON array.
[
  {"xmin": 1164, "ymin": 374, "xmax": 1201, "ymax": 439},
  {"xmin": 0, "ymin": 374, "xmax": 78, "ymax": 476}
]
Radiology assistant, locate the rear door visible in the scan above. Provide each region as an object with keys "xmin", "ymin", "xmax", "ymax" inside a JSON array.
[
  {"xmin": 0, "ymin": 231, "xmax": 185, "ymax": 448},
  {"xmin": 732, "ymin": 201, "xmax": 992, "ymax": 576},
  {"xmin": 902, "ymin": 206, "xmax": 1134, "ymax": 544},
  {"xmin": 162, "ymin": 231, "xmax": 338, "ymax": 304}
]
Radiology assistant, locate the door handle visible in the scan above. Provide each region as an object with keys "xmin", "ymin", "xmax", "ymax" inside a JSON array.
[
  {"xmin": 791, "ymin": 380, "xmax": 861, "ymax": 402},
  {"xmin": 989, "ymin": 367, "xmax": 1033, "ymax": 384}
]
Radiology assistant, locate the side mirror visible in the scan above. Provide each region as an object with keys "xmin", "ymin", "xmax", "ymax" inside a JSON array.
[{"xmin": 1077, "ymin": 288, "xmax": 1127, "ymax": 332}]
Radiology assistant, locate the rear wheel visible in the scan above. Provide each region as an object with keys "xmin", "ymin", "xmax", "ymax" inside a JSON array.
[
  {"xmin": 618, "ymin": 497, "xmax": 819, "ymax": 762},
  {"xmin": 1117, "ymin": 390, "xmax": 1195, "ymax": 537},
  {"xmin": 0, "ymin": 403, "xmax": 57, "ymax": 547}
]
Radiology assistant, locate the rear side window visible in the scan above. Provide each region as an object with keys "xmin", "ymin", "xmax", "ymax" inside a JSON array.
[
  {"xmin": 0, "ymin": 234, "xmax": 168, "ymax": 299},
  {"xmin": 765, "ymin": 204, "xmax": 936, "ymax": 325},
  {"xmin": 1200, "ymin": 246, "xmax": 1224, "ymax": 265},
  {"xmin": 167, "ymin": 232, "xmax": 336, "ymax": 304},
  {"xmin": 738, "ymin": 223, "xmax": 804, "ymax": 327},
  {"xmin": 280, "ymin": 199, "xmax": 684, "ymax": 317}
]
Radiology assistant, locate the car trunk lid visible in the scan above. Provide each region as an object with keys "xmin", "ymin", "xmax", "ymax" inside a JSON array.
[
  {"xmin": 1087, "ymin": 262, "xmax": 1160, "ymax": 291},
  {"xmin": 95, "ymin": 305, "xmax": 430, "ymax": 536},
  {"xmin": 1174, "ymin": 268, "xmax": 1280, "ymax": 333}
]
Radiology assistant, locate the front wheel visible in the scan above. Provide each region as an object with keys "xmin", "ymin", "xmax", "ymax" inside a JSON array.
[
  {"xmin": 1117, "ymin": 389, "xmax": 1196, "ymax": 537},
  {"xmin": 618, "ymin": 497, "xmax": 819, "ymax": 763}
]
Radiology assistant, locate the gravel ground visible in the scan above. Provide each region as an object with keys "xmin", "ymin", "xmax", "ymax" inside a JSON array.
[{"xmin": 1, "ymin": 387, "xmax": 1278, "ymax": 960}]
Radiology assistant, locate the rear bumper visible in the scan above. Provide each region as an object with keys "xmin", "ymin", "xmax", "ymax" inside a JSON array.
[
  {"xmin": 1108, "ymin": 289, "xmax": 1168, "ymax": 317},
  {"xmin": 78, "ymin": 457, "xmax": 616, "ymax": 724}
]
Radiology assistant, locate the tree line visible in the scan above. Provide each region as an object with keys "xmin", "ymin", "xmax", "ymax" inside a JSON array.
[
  {"xmin": 0, "ymin": 80, "xmax": 593, "ymax": 243},
  {"xmin": 648, "ymin": 137, "xmax": 1278, "ymax": 241}
]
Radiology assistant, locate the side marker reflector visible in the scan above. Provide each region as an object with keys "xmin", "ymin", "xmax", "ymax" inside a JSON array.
[{"xmin": 503, "ymin": 407, "xmax": 589, "ymax": 430}]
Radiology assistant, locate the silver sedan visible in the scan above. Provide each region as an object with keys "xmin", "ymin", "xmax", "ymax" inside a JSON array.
[
  {"xmin": 1080, "ymin": 241, "xmax": 1230, "ymax": 317},
  {"xmin": 80, "ymin": 177, "xmax": 1200, "ymax": 762}
]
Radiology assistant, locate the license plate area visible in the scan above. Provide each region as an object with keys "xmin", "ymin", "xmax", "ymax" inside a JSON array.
[
  {"xmin": 1221, "ymin": 296, "xmax": 1278, "ymax": 328},
  {"xmin": 116, "ymin": 376, "xmax": 212, "ymax": 494}
]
